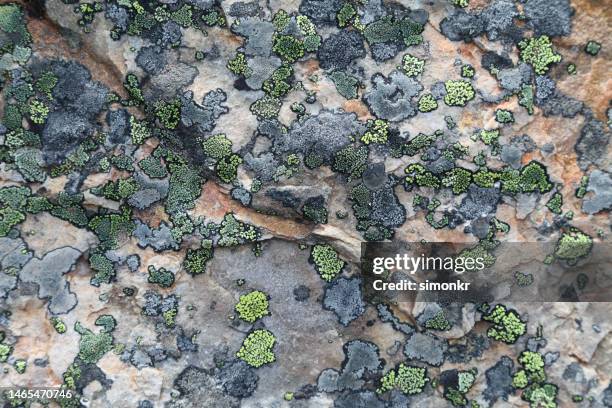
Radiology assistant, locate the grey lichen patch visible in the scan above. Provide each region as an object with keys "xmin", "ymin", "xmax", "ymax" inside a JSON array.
[
  {"xmin": 377, "ymin": 303, "xmax": 415, "ymax": 335},
  {"xmin": 458, "ymin": 184, "xmax": 501, "ymax": 221},
  {"xmin": 440, "ymin": 9, "xmax": 485, "ymax": 42},
  {"xmin": 133, "ymin": 220, "xmax": 179, "ymax": 252},
  {"xmin": 575, "ymin": 116, "xmax": 611, "ymax": 170},
  {"xmin": 217, "ymin": 359, "xmax": 260, "ymax": 398},
  {"xmin": 168, "ymin": 365, "xmax": 240, "ymax": 408},
  {"xmin": 179, "ymin": 89, "xmax": 229, "ymax": 134},
  {"xmin": 19, "ymin": 246, "xmax": 81, "ymax": 314},
  {"xmin": 581, "ymin": 170, "xmax": 612, "ymax": 214},
  {"xmin": 0, "ymin": 236, "xmax": 32, "ymax": 298},
  {"xmin": 323, "ymin": 276, "xmax": 365, "ymax": 326},
  {"xmin": 299, "ymin": 0, "xmax": 344, "ymax": 25},
  {"xmin": 484, "ymin": 356, "xmax": 515, "ymax": 404},
  {"xmin": 403, "ymin": 332, "xmax": 448, "ymax": 367},
  {"xmin": 317, "ymin": 340, "xmax": 383, "ymax": 392},
  {"xmin": 335, "ymin": 391, "xmax": 385, "ymax": 408},
  {"xmin": 363, "ymin": 71, "xmax": 422, "ymax": 122},
  {"xmin": 275, "ymin": 110, "xmax": 365, "ymax": 162}
]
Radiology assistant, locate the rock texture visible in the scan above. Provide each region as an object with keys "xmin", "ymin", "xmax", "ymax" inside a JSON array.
[{"xmin": 0, "ymin": 0, "xmax": 610, "ymax": 407}]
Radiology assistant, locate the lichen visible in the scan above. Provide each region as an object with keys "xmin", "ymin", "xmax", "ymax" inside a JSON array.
[
  {"xmin": 310, "ymin": 244, "xmax": 345, "ymax": 281},
  {"xmin": 236, "ymin": 329, "xmax": 276, "ymax": 368}
]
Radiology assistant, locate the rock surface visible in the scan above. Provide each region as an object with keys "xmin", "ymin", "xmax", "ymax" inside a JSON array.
[{"xmin": 0, "ymin": 0, "xmax": 610, "ymax": 407}]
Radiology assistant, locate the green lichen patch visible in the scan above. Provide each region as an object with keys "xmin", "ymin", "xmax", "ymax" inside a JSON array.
[
  {"xmin": 400, "ymin": 54, "xmax": 425, "ymax": 77},
  {"xmin": 418, "ymin": 93, "xmax": 438, "ymax": 113},
  {"xmin": 0, "ymin": 4, "xmax": 31, "ymax": 53},
  {"xmin": 404, "ymin": 163, "xmax": 441, "ymax": 189},
  {"xmin": 361, "ymin": 119, "xmax": 389, "ymax": 145},
  {"xmin": 461, "ymin": 65, "xmax": 475, "ymax": 78},
  {"xmin": 512, "ymin": 349, "xmax": 558, "ymax": 407},
  {"xmin": 425, "ymin": 310, "xmax": 451, "ymax": 331},
  {"xmin": 336, "ymin": 3, "xmax": 356, "ymax": 28},
  {"xmin": 51, "ymin": 317, "xmax": 67, "ymax": 334},
  {"xmin": 0, "ymin": 185, "xmax": 30, "ymax": 236},
  {"xmin": 218, "ymin": 213, "xmax": 259, "ymax": 247},
  {"xmin": 444, "ymin": 80, "xmax": 475, "ymax": 107},
  {"xmin": 554, "ymin": 228, "xmax": 593, "ymax": 263},
  {"xmin": 546, "ymin": 193, "xmax": 563, "ymax": 214},
  {"xmin": 216, "ymin": 153, "xmax": 242, "ymax": 183},
  {"xmin": 236, "ymin": 329, "xmax": 276, "ymax": 368},
  {"xmin": 479, "ymin": 129, "xmax": 500, "ymax": 146},
  {"xmin": 377, "ymin": 363, "xmax": 429, "ymax": 395},
  {"xmin": 74, "ymin": 321, "xmax": 113, "ymax": 364},
  {"xmin": 166, "ymin": 162, "xmax": 203, "ymax": 215},
  {"xmin": 450, "ymin": 0, "xmax": 469, "ymax": 7},
  {"xmin": 441, "ymin": 168, "xmax": 472, "ymax": 195},
  {"xmin": 272, "ymin": 35, "xmax": 305, "ymax": 63},
  {"xmin": 495, "ymin": 109, "xmax": 514, "ymax": 124},
  {"xmin": 482, "ymin": 304, "xmax": 526, "ymax": 344},
  {"xmin": 154, "ymin": 99, "xmax": 181, "ymax": 129},
  {"xmin": 310, "ymin": 244, "xmax": 345, "ymax": 282},
  {"xmin": 227, "ymin": 52, "xmax": 252, "ymax": 77},
  {"xmin": 518, "ymin": 36, "xmax": 561, "ymax": 75},
  {"xmin": 329, "ymin": 70, "xmax": 359, "ymax": 100},
  {"xmin": 201, "ymin": 134, "xmax": 233, "ymax": 160},
  {"xmin": 263, "ymin": 65, "xmax": 293, "ymax": 98},
  {"xmin": 333, "ymin": 145, "xmax": 368, "ymax": 180},
  {"xmin": 183, "ymin": 240, "xmax": 213, "ymax": 275},
  {"xmin": 235, "ymin": 290, "xmax": 270, "ymax": 323},
  {"xmin": 147, "ymin": 265, "xmax": 175, "ymax": 288},
  {"xmin": 518, "ymin": 161, "xmax": 553, "ymax": 193},
  {"xmin": 0, "ymin": 335, "xmax": 13, "ymax": 362},
  {"xmin": 519, "ymin": 85, "xmax": 534, "ymax": 115},
  {"xmin": 584, "ymin": 40, "xmax": 601, "ymax": 56},
  {"xmin": 129, "ymin": 116, "xmax": 152, "ymax": 145},
  {"xmin": 250, "ymin": 95, "xmax": 282, "ymax": 119}
]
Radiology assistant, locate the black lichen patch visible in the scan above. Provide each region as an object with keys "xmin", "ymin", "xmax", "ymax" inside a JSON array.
[
  {"xmin": 299, "ymin": 0, "xmax": 344, "ymax": 25},
  {"xmin": 458, "ymin": 185, "xmax": 501, "ymax": 222},
  {"xmin": 217, "ymin": 359, "xmax": 260, "ymax": 399},
  {"xmin": 524, "ymin": 0, "xmax": 573, "ymax": 37},
  {"xmin": 575, "ymin": 115, "xmax": 611, "ymax": 170},
  {"xmin": 484, "ymin": 356, "xmax": 514, "ymax": 404},
  {"xmin": 440, "ymin": 9, "xmax": 485, "ymax": 42},
  {"xmin": 318, "ymin": 30, "xmax": 365, "ymax": 71}
]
